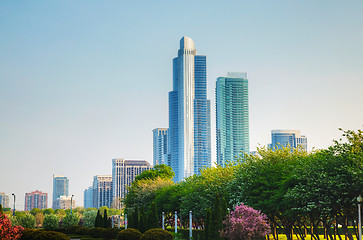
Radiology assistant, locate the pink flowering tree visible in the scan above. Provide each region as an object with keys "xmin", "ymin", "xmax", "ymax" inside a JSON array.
[
  {"xmin": 0, "ymin": 212, "xmax": 24, "ymax": 240},
  {"xmin": 220, "ymin": 203, "xmax": 270, "ymax": 240}
]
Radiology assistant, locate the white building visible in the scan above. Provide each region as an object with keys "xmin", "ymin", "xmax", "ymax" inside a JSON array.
[{"xmin": 92, "ymin": 175, "xmax": 113, "ymax": 208}]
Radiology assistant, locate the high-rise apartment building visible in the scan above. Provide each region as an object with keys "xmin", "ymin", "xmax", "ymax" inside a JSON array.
[
  {"xmin": 54, "ymin": 195, "xmax": 75, "ymax": 210},
  {"xmin": 52, "ymin": 175, "xmax": 69, "ymax": 209},
  {"xmin": 169, "ymin": 36, "xmax": 211, "ymax": 182},
  {"xmin": 84, "ymin": 187, "xmax": 93, "ymax": 209},
  {"xmin": 269, "ymin": 129, "xmax": 307, "ymax": 151},
  {"xmin": 153, "ymin": 128, "xmax": 168, "ymax": 166},
  {"xmin": 112, "ymin": 159, "xmax": 152, "ymax": 207},
  {"xmin": 24, "ymin": 190, "xmax": 48, "ymax": 211},
  {"xmin": 92, "ymin": 175, "xmax": 113, "ymax": 208},
  {"xmin": 216, "ymin": 72, "xmax": 249, "ymax": 166},
  {"xmin": 0, "ymin": 193, "xmax": 9, "ymax": 208}
]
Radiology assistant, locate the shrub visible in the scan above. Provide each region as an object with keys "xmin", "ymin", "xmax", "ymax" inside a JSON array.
[
  {"xmin": 62, "ymin": 212, "xmax": 80, "ymax": 229},
  {"xmin": 118, "ymin": 228, "xmax": 142, "ymax": 240},
  {"xmin": 82, "ymin": 209, "xmax": 97, "ymax": 228},
  {"xmin": 20, "ymin": 229, "xmax": 69, "ymax": 240},
  {"xmin": 43, "ymin": 214, "xmax": 59, "ymax": 230},
  {"xmin": 103, "ymin": 227, "xmax": 122, "ymax": 239},
  {"xmin": 89, "ymin": 227, "xmax": 106, "ymax": 238},
  {"xmin": 0, "ymin": 212, "xmax": 24, "ymax": 239},
  {"xmin": 141, "ymin": 228, "xmax": 173, "ymax": 240},
  {"xmin": 220, "ymin": 203, "xmax": 270, "ymax": 240},
  {"xmin": 64, "ymin": 225, "xmax": 89, "ymax": 235}
]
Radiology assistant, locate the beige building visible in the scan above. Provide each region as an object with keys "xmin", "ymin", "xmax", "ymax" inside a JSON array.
[{"xmin": 54, "ymin": 195, "xmax": 75, "ymax": 210}]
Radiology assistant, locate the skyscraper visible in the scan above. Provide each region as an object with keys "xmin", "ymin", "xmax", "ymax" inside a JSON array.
[
  {"xmin": 52, "ymin": 175, "xmax": 69, "ymax": 209},
  {"xmin": 269, "ymin": 129, "xmax": 307, "ymax": 151},
  {"xmin": 92, "ymin": 175, "xmax": 113, "ymax": 208},
  {"xmin": 112, "ymin": 158, "xmax": 152, "ymax": 208},
  {"xmin": 216, "ymin": 72, "xmax": 249, "ymax": 166},
  {"xmin": 84, "ymin": 186, "xmax": 93, "ymax": 209},
  {"xmin": 169, "ymin": 36, "xmax": 211, "ymax": 182},
  {"xmin": 24, "ymin": 190, "xmax": 48, "ymax": 211},
  {"xmin": 152, "ymin": 128, "xmax": 168, "ymax": 166},
  {"xmin": 0, "ymin": 193, "xmax": 9, "ymax": 208}
]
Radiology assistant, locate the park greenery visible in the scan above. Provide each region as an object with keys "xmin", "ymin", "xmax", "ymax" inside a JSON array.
[{"xmin": 124, "ymin": 128, "xmax": 363, "ymax": 240}]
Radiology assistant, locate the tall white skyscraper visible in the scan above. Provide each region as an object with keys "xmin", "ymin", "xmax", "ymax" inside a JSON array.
[
  {"xmin": 169, "ymin": 36, "xmax": 211, "ymax": 182},
  {"xmin": 152, "ymin": 128, "xmax": 168, "ymax": 166}
]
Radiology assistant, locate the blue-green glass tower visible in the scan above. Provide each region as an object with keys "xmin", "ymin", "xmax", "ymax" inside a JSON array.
[{"xmin": 216, "ymin": 72, "xmax": 249, "ymax": 166}]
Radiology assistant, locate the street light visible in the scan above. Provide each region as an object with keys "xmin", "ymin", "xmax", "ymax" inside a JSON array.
[
  {"xmin": 71, "ymin": 195, "xmax": 74, "ymax": 214},
  {"xmin": 11, "ymin": 193, "xmax": 15, "ymax": 216},
  {"xmin": 358, "ymin": 195, "xmax": 362, "ymax": 240}
]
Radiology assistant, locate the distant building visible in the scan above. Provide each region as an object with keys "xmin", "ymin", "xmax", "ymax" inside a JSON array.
[
  {"xmin": 216, "ymin": 72, "xmax": 249, "ymax": 166},
  {"xmin": 153, "ymin": 128, "xmax": 168, "ymax": 166},
  {"xmin": 92, "ymin": 175, "xmax": 113, "ymax": 208},
  {"xmin": 269, "ymin": 129, "xmax": 307, "ymax": 151},
  {"xmin": 54, "ymin": 195, "xmax": 75, "ymax": 210},
  {"xmin": 84, "ymin": 187, "xmax": 93, "ymax": 209},
  {"xmin": 112, "ymin": 159, "xmax": 152, "ymax": 208},
  {"xmin": 0, "ymin": 193, "xmax": 9, "ymax": 208},
  {"xmin": 24, "ymin": 190, "xmax": 48, "ymax": 211},
  {"xmin": 52, "ymin": 175, "xmax": 69, "ymax": 209}
]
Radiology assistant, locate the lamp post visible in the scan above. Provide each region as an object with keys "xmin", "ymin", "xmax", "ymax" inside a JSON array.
[
  {"xmin": 70, "ymin": 195, "xmax": 74, "ymax": 214},
  {"xmin": 11, "ymin": 193, "xmax": 15, "ymax": 216},
  {"xmin": 358, "ymin": 195, "xmax": 362, "ymax": 240}
]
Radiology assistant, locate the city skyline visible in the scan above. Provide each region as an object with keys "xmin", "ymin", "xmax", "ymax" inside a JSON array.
[{"xmin": 1, "ymin": 1, "xmax": 362, "ymax": 209}]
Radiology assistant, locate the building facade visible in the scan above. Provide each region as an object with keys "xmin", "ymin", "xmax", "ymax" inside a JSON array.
[
  {"xmin": 112, "ymin": 158, "xmax": 152, "ymax": 208},
  {"xmin": 52, "ymin": 175, "xmax": 69, "ymax": 209},
  {"xmin": 269, "ymin": 129, "xmax": 307, "ymax": 151},
  {"xmin": 92, "ymin": 175, "xmax": 113, "ymax": 208},
  {"xmin": 0, "ymin": 193, "xmax": 9, "ymax": 208},
  {"xmin": 84, "ymin": 186, "xmax": 93, "ymax": 209},
  {"xmin": 54, "ymin": 196, "xmax": 75, "ymax": 210},
  {"xmin": 169, "ymin": 36, "xmax": 211, "ymax": 182},
  {"xmin": 24, "ymin": 190, "xmax": 48, "ymax": 211},
  {"xmin": 216, "ymin": 72, "xmax": 249, "ymax": 166},
  {"xmin": 152, "ymin": 128, "xmax": 168, "ymax": 166}
]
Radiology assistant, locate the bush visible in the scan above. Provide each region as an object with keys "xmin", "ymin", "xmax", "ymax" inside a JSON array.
[
  {"xmin": 64, "ymin": 225, "xmax": 89, "ymax": 235},
  {"xmin": 62, "ymin": 212, "xmax": 80, "ymax": 229},
  {"xmin": 43, "ymin": 214, "xmax": 59, "ymax": 230},
  {"xmin": 89, "ymin": 227, "xmax": 106, "ymax": 238},
  {"xmin": 20, "ymin": 229, "xmax": 70, "ymax": 240},
  {"xmin": 82, "ymin": 209, "xmax": 97, "ymax": 228},
  {"xmin": 0, "ymin": 212, "xmax": 24, "ymax": 239},
  {"xmin": 103, "ymin": 227, "xmax": 122, "ymax": 239},
  {"xmin": 141, "ymin": 228, "xmax": 173, "ymax": 240},
  {"xmin": 118, "ymin": 228, "xmax": 142, "ymax": 240}
]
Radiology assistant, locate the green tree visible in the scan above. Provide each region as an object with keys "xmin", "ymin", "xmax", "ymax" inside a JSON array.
[
  {"xmin": 204, "ymin": 208, "xmax": 213, "ymax": 240},
  {"xmin": 103, "ymin": 209, "xmax": 111, "ymax": 228},
  {"xmin": 147, "ymin": 202, "xmax": 158, "ymax": 230},
  {"xmin": 82, "ymin": 209, "xmax": 97, "ymax": 228},
  {"xmin": 35, "ymin": 212, "xmax": 44, "ymax": 227},
  {"xmin": 62, "ymin": 212, "xmax": 80, "ymax": 228},
  {"xmin": 43, "ymin": 213, "xmax": 59, "ymax": 230},
  {"xmin": 211, "ymin": 194, "xmax": 223, "ymax": 240},
  {"xmin": 18, "ymin": 213, "xmax": 36, "ymax": 228},
  {"xmin": 43, "ymin": 208, "xmax": 54, "ymax": 215},
  {"xmin": 135, "ymin": 164, "xmax": 175, "ymax": 181},
  {"xmin": 95, "ymin": 209, "xmax": 103, "ymax": 228},
  {"xmin": 0, "ymin": 204, "xmax": 3, "ymax": 214},
  {"xmin": 30, "ymin": 208, "xmax": 42, "ymax": 216}
]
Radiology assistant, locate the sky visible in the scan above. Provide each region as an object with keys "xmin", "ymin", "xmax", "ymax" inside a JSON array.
[{"xmin": 0, "ymin": 1, "xmax": 362, "ymax": 210}]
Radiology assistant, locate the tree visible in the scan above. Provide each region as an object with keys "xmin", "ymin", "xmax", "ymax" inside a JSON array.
[
  {"xmin": 0, "ymin": 204, "xmax": 3, "ymax": 214},
  {"xmin": 35, "ymin": 212, "xmax": 44, "ymax": 227},
  {"xmin": 204, "ymin": 208, "xmax": 213, "ymax": 240},
  {"xmin": 17, "ymin": 213, "xmax": 36, "ymax": 228},
  {"xmin": 62, "ymin": 212, "xmax": 80, "ymax": 228},
  {"xmin": 43, "ymin": 208, "xmax": 54, "ymax": 215},
  {"xmin": 210, "ymin": 194, "xmax": 223, "ymax": 240},
  {"xmin": 135, "ymin": 164, "xmax": 175, "ymax": 181},
  {"xmin": 82, "ymin": 209, "xmax": 97, "ymax": 228},
  {"xmin": 95, "ymin": 209, "xmax": 103, "ymax": 227},
  {"xmin": 103, "ymin": 209, "xmax": 111, "ymax": 228},
  {"xmin": 147, "ymin": 202, "xmax": 158, "ymax": 230},
  {"xmin": 30, "ymin": 208, "xmax": 42, "ymax": 216},
  {"xmin": 43, "ymin": 213, "xmax": 59, "ymax": 230},
  {"xmin": 220, "ymin": 203, "xmax": 270, "ymax": 240},
  {"xmin": 0, "ymin": 211, "xmax": 24, "ymax": 239}
]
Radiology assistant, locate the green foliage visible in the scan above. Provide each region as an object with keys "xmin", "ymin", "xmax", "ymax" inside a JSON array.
[
  {"xmin": 89, "ymin": 227, "xmax": 106, "ymax": 238},
  {"xmin": 43, "ymin": 208, "xmax": 54, "ymax": 215},
  {"xmin": 141, "ymin": 228, "xmax": 173, "ymax": 240},
  {"xmin": 147, "ymin": 202, "xmax": 158, "ymax": 230},
  {"xmin": 204, "ymin": 208, "xmax": 212, "ymax": 240},
  {"xmin": 118, "ymin": 228, "xmax": 142, "ymax": 240},
  {"xmin": 29, "ymin": 208, "xmax": 42, "ymax": 216},
  {"xmin": 0, "ymin": 204, "xmax": 3, "ymax": 214},
  {"xmin": 62, "ymin": 212, "xmax": 79, "ymax": 229},
  {"xmin": 82, "ymin": 209, "xmax": 97, "ymax": 228},
  {"xmin": 43, "ymin": 213, "xmax": 59, "ymax": 230},
  {"xmin": 20, "ymin": 229, "xmax": 70, "ymax": 240},
  {"xmin": 135, "ymin": 164, "xmax": 175, "ymax": 181},
  {"xmin": 103, "ymin": 208, "xmax": 112, "ymax": 228},
  {"xmin": 64, "ymin": 225, "xmax": 89, "ymax": 235},
  {"xmin": 102, "ymin": 228, "xmax": 122, "ymax": 240},
  {"xmin": 18, "ymin": 213, "xmax": 36, "ymax": 228}
]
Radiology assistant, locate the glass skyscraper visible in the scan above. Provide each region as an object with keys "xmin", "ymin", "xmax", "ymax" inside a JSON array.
[
  {"xmin": 152, "ymin": 128, "xmax": 168, "ymax": 166},
  {"xmin": 52, "ymin": 174, "xmax": 69, "ymax": 209},
  {"xmin": 169, "ymin": 36, "xmax": 211, "ymax": 182},
  {"xmin": 216, "ymin": 72, "xmax": 249, "ymax": 166}
]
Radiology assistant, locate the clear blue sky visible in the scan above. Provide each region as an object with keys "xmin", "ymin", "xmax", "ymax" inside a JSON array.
[{"xmin": 1, "ymin": 1, "xmax": 362, "ymax": 210}]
